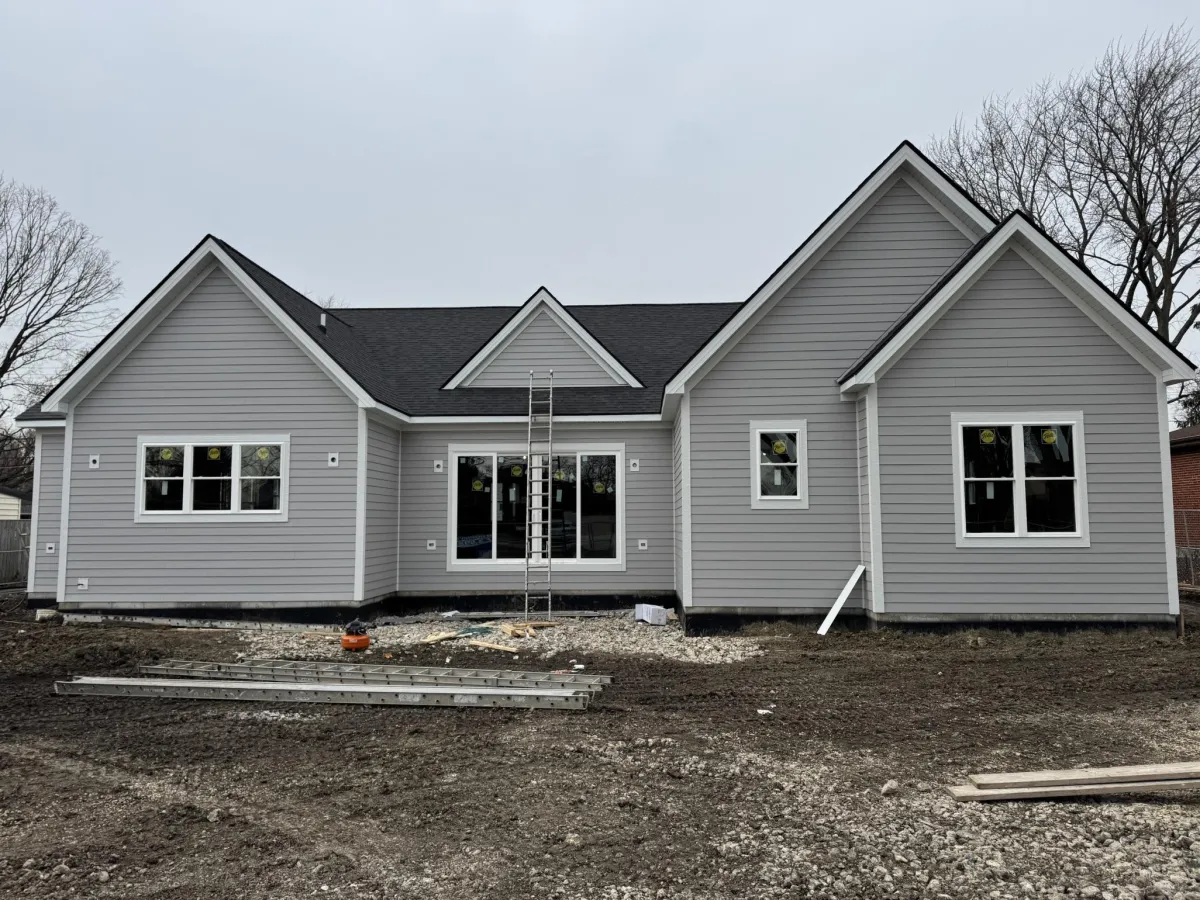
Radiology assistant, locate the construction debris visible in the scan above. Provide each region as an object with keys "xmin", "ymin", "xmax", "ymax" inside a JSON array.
[
  {"xmin": 635, "ymin": 604, "xmax": 668, "ymax": 626},
  {"xmin": 468, "ymin": 639, "xmax": 519, "ymax": 654},
  {"xmin": 948, "ymin": 761, "xmax": 1200, "ymax": 802}
]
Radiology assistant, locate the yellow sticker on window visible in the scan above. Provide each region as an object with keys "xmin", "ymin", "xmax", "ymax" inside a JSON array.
[
  {"xmin": 1041, "ymin": 429, "xmax": 1057, "ymax": 445},
  {"xmin": 771, "ymin": 439, "xmax": 787, "ymax": 456},
  {"xmin": 511, "ymin": 465, "xmax": 523, "ymax": 477},
  {"xmin": 207, "ymin": 447, "xmax": 221, "ymax": 460},
  {"xmin": 159, "ymin": 448, "xmax": 174, "ymax": 460},
  {"xmin": 471, "ymin": 479, "xmax": 484, "ymax": 492},
  {"xmin": 256, "ymin": 446, "xmax": 271, "ymax": 460},
  {"xmin": 980, "ymin": 428, "xmax": 996, "ymax": 445},
  {"xmin": 594, "ymin": 482, "xmax": 606, "ymax": 494},
  {"xmin": 553, "ymin": 470, "xmax": 564, "ymax": 481}
]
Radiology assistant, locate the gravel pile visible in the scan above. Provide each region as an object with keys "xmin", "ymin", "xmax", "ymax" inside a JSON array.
[{"xmin": 236, "ymin": 613, "xmax": 765, "ymax": 665}]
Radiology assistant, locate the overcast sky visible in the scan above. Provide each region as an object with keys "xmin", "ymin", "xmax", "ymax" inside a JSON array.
[{"xmin": 0, "ymin": 1, "xmax": 1193, "ymax": 316}]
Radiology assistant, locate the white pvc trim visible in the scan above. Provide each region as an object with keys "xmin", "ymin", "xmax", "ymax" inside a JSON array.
[
  {"xmin": 865, "ymin": 385, "xmax": 885, "ymax": 612},
  {"xmin": 18, "ymin": 420, "xmax": 65, "ymax": 429},
  {"xmin": 354, "ymin": 407, "xmax": 368, "ymax": 604},
  {"xmin": 818, "ymin": 565, "xmax": 866, "ymax": 635},
  {"xmin": 949, "ymin": 411, "xmax": 1090, "ymax": 549},
  {"xmin": 56, "ymin": 408, "xmax": 74, "ymax": 603},
  {"xmin": 395, "ymin": 429, "xmax": 403, "ymax": 594},
  {"xmin": 680, "ymin": 390, "xmax": 693, "ymax": 607},
  {"xmin": 1158, "ymin": 383, "xmax": 1181, "ymax": 615},
  {"xmin": 444, "ymin": 288, "xmax": 643, "ymax": 390},
  {"xmin": 27, "ymin": 431, "xmax": 42, "ymax": 593}
]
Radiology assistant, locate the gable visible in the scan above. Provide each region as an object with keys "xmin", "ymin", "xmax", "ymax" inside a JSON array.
[
  {"xmin": 698, "ymin": 177, "xmax": 975, "ymax": 384},
  {"xmin": 78, "ymin": 267, "xmax": 354, "ymax": 414},
  {"xmin": 465, "ymin": 308, "xmax": 624, "ymax": 387}
]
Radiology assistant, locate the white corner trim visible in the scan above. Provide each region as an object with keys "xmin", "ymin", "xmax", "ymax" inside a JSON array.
[
  {"xmin": 841, "ymin": 218, "xmax": 1196, "ymax": 392},
  {"xmin": 949, "ymin": 411, "xmax": 1091, "ymax": 549},
  {"xmin": 27, "ymin": 431, "xmax": 42, "ymax": 592},
  {"xmin": 56, "ymin": 408, "xmax": 74, "ymax": 603},
  {"xmin": 444, "ymin": 288, "xmax": 643, "ymax": 389},
  {"xmin": 748, "ymin": 419, "xmax": 810, "ymax": 510},
  {"xmin": 1158, "ymin": 383, "xmax": 1181, "ymax": 615},
  {"xmin": 865, "ymin": 385, "xmax": 885, "ymax": 613},
  {"xmin": 395, "ymin": 428, "xmax": 403, "ymax": 595},
  {"xmin": 354, "ymin": 408, "xmax": 368, "ymax": 604},
  {"xmin": 663, "ymin": 144, "xmax": 995, "ymax": 400},
  {"xmin": 680, "ymin": 390, "xmax": 693, "ymax": 607}
]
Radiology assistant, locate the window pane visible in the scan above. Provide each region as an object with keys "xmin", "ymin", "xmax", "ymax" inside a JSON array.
[
  {"xmin": 193, "ymin": 445, "xmax": 232, "ymax": 478},
  {"xmin": 144, "ymin": 479, "xmax": 183, "ymax": 511},
  {"xmin": 496, "ymin": 455, "xmax": 527, "ymax": 559},
  {"xmin": 1023, "ymin": 425, "xmax": 1074, "ymax": 478},
  {"xmin": 759, "ymin": 432, "xmax": 798, "ymax": 464},
  {"xmin": 759, "ymin": 464, "xmax": 799, "ymax": 497},
  {"xmin": 193, "ymin": 478, "xmax": 232, "ymax": 511},
  {"xmin": 240, "ymin": 478, "xmax": 280, "ymax": 511},
  {"xmin": 964, "ymin": 479, "xmax": 1015, "ymax": 533},
  {"xmin": 550, "ymin": 455, "xmax": 577, "ymax": 559},
  {"xmin": 580, "ymin": 455, "xmax": 617, "ymax": 559},
  {"xmin": 456, "ymin": 456, "xmax": 493, "ymax": 559},
  {"xmin": 241, "ymin": 444, "xmax": 282, "ymax": 478},
  {"xmin": 145, "ymin": 446, "xmax": 184, "ymax": 479},
  {"xmin": 962, "ymin": 426, "xmax": 1013, "ymax": 478},
  {"xmin": 1026, "ymin": 480, "xmax": 1076, "ymax": 532}
]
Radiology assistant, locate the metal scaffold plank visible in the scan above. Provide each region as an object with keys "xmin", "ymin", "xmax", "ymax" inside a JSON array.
[
  {"xmin": 57, "ymin": 677, "xmax": 590, "ymax": 710},
  {"xmin": 140, "ymin": 659, "xmax": 609, "ymax": 691}
]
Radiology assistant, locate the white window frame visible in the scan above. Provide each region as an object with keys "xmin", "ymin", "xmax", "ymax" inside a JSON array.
[
  {"xmin": 135, "ymin": 434, "xmax": 291, "ymax": 523},
  {"xmin": 950, "ymin": 412, "xmax": 1089, "ymax": 548},
  {"xmin": 749, "ymin": 420, "xmax": 809, "ymax": 510},
  {"xmin": 446, "ymin": 442, "xmax": 626, "ymax": 573}
]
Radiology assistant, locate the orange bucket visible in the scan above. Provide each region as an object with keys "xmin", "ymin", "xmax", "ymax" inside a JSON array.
[{"xmin": 341, "ymin": 633, "xmax": 370, "ymax": 651}]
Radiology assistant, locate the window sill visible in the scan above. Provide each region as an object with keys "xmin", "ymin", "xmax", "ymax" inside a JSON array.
[
  {"xmin": 446, "ymin": 558, "xmax": 626, "ymax": 574},
  {"xmin": 955, "ymin": 533, "xmax": 1089, "ymax": 549},
  {"xmin": 750, "ymin": 497, "xmax": 810, "ymax": 511},
  {"xmin": 134, "ymin": 512, "xmax": 289, "ymax": 524}
]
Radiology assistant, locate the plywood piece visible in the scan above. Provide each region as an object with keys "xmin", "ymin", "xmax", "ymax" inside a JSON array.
[
  {"xmin": 421, "ymin": 631, "xmax": 460, "ymax": 644},
  {"xmin": 970, "ymin": 761, "xmax": 1200, "ymax": 790},
  {"xmin": 948, "ymin": 778, "xmax": 1200, "ymax": 802}
]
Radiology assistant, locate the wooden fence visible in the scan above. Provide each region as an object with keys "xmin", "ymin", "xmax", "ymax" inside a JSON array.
[{"xmin": 0, "ymin": 519, "xmax": 30, "ymax": 587}]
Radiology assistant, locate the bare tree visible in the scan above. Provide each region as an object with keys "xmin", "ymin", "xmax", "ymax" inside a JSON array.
[
  {"xmin": 0, "ymin": 175, "xmax": 122, "ymax": 485},
  {"xmin": 928, "ymin": 27, "xmax": 1200, "ymax": 350}
]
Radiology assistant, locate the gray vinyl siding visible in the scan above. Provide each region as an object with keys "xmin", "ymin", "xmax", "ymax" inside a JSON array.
[
  {"xmin": 877, "ymin": 249, "xmax": 1169, "ymax": 615},
  {"xmin": 396, "ymin": 426, "xmax": 673, "ymax": 593},
  {"xmin": 468, "ymin": 311, "xmax": 620, "ymax": 387},
  {"xmin": 31, "ymin": 431, "xmax": 64, "ymax": 596},
  {"xmin": 855, "ymin": 395, "xmax": 872, "ymax": 609},
  {"xmin": 672, "ymin": 411, "xmax": 685, "ymax": 597},
  {"xmin": 364, "ymin": 418, "xmax": 400, "ymax": 601},
  {"xmin": 688, "ymin": 177, "xmax": 973, "ymax": 610},
  {"xmin": 63, "ymin": 267, "xmax": 360, "ymax": 608}
]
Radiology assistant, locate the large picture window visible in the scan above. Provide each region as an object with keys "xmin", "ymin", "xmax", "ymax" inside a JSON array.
[
  {"xmin": 136, "ymin": 436, "xmax": 289, "ymax": 521},
  {"xmin": 951, "ymin": 413, "xmax": 1089, "ymax": 548},
  {"xmin": 449, "ymin": 446, "xmax": 624, "ymax": 568},
  {"xmin": 749, "ymin": 420, "xmax": 809, "ymax": 510}
]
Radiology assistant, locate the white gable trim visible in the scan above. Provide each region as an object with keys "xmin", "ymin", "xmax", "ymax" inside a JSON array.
[
  {"xmin": 42, "ymin": 238, "xmax": 383, "ymax": 415},
  {"xmin": 443, "ymin": 288, "xmax": 643, "ymax": 389},
  {"xmin": 661, "ymin": 144, "xmax": 995, "ymax": 404},
  {"xmin": 838, "ymin": 217, "xmax": 1196, "ymax": 393}
]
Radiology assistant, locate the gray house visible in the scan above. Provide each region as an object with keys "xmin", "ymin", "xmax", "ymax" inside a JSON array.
[{"xmin": 20, "ymin": 142, "xmax": 1195, "ymax": 624}]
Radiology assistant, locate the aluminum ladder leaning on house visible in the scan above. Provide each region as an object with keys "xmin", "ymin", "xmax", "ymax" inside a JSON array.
[{"xmin": 525, "ymin": 370, "xmax": 554, "ymax": 621}]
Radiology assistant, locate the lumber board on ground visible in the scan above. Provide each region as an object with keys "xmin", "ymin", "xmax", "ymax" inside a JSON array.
[
  {"xmin": 969, "ymin": 762, "xmax": 1200, "ymax": 790},
  {"xmin": 948, "ymin": 779, "xmax": 1200, "ymax": 802},
  {"xmin": 468, "ymin": 640, "xmax": 519, "ymax": 653}
]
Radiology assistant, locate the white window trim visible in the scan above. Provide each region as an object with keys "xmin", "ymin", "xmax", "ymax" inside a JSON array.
[
  {"xmin": 950, "ymin": 412, "xmax": 1089, "ymax": 549},
  {"xmin": 446, "ymin": 442, "xmax": 626, "ymax": 573},
  {"xmin": 134, "ymin": 434, "xmax": 291, "ymax": 523},
  {"xmin": 749, "ymin": 420, "xmax": 809, "ymax": 510}
]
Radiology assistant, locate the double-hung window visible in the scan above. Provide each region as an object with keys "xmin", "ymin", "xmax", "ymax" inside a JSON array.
[
  {"xmin": 951, "ymin": 412, "xmax": 1089, "ymax": 548},
  {"xmin": 448, "ymin": 445, "xmax": 624, "ymax": 569},
  {"xmin": 749, "ymin": 420, "xmax": 809, "ymax": 510},
  {"xmin": 137, "ymin": 436, "xmax": 289, "ymax": 522}
]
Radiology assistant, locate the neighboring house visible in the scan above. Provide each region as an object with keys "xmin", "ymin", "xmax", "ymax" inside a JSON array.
[
  {"xmin": 19, "ymin": 142, "xmax": 1195, "ymax": 624},
  {"xmin": 0, "ymin": 486, "xmax": 31, "ymax": 520},
  {"xmin": 1171, "ymin": 426, "xmax": 1200, "ymax": 546}
]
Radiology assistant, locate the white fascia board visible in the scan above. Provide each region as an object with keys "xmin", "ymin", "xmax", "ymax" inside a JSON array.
[
  {"xmin": 403, "ymin": 413, "xmax": 663, "ymax": 425},
  {"xmin": 444, "ymin": 288, "xmax": 643, "ymax": 389},
  {"xmin": 18, "ymin": 420, "xmax": 66, "ymax": 429},
  {"xmin": 840, "ymin": 218, "xmax": 1197, "ymax": 393},
  {"xmin": 662, "ymin": 144, "xmax": 995, "ymax": 402}
]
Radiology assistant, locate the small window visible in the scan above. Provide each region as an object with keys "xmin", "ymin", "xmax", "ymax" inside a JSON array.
[
  {"xmin": 952, "ymin": 414, "xmax": 1088, "ymax": 548},
  {"xmin": 749, "ymin": 420, "xmax": 809, "ymax": 510},
  {"xmin": 137, "ymin": 437, "xmax": 289, "ymax": 521}
]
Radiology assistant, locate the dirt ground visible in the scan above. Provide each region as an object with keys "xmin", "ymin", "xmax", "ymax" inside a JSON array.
[{"xmin": 3, "ymin": 599, "xmax": 1200, "ymax": 900}]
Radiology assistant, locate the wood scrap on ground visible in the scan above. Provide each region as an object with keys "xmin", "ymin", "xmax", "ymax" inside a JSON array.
[
  {"xmin": 468, "ymin": 639, "xmax": 520, "ymax": 653},
  {"xmin": 498, "ymin": 621, "xmax": 562, "ymax": 638},
  {"xmin": 421, "ymin": 631, "xmax": 461, "ymax": 644},
  {"xmin": 948, "ymin": 761, "xmax": 1200, "ymax": 802}
]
